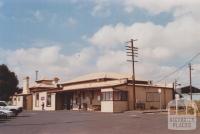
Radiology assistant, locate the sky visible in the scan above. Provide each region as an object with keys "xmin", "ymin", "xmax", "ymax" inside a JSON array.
[{"xmin": 0, "ymin": 0, "xmax": 200, "ymax": 88}]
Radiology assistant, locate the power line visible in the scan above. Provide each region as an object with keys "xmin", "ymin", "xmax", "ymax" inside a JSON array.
[{"xmin": 155, "ymin": 52, "xmax": 200, "ymax": 83}]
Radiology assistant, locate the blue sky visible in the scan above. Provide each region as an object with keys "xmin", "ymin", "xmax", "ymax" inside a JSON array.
[
  {"xmin": 0, "ymin": 0, "xmax": 173, "ymax": 51},
  {"xmin": 0, "ymin": 0, "xmax": 200, "ymax": 87}
]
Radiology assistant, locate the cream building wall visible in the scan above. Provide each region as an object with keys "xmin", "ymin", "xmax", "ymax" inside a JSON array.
[
  {"xmin": 125, "ymin": 85, "xmax": 173, "ymax": 110},
  {"xmin": 101, "ymin": 101, "xmax": 113, "ymax": 112},
  {"xmin": 12, "ymin": 96, "xmax": 23, "ymax": 107},
  {"xmin": 101, "ymin": 88, "xmax": 113, "ymax": 112},
  {"xmin": 32, "ymin": 92, "xmax": 56, "ymax": 111},
  {"xmin": 101, "ymin": 88, "xmax": 129, "ymax": 112}
]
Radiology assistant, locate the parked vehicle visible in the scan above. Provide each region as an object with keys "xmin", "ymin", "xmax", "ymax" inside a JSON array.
[
  {"xmin": 0, "ymin": 111, "xmax": 7, "ymax": 119},
  {"xmin": 0, "ymin": 101, "xmax": 23, "ymax": 116},
  {"xmin": 0, "ymin": 109, "xmax": 14, "ymax": 118}
]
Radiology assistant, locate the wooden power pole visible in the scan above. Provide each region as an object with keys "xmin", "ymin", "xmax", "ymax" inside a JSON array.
[
  {"xmin": 189, "ymin": 63, "xmax": 192, "ymax": 100},
  {"xmin": 126, "ymin": 39, "xmax": 138, "ymax": 110}
]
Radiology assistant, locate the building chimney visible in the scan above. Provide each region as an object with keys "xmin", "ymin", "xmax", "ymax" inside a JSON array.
[
  {"xmin": 23, "ymin": 76, "xmax": 30, "ymax": 94},
  {"xmin": 52, "ymin": 77, "xmax": 59, "ymax": 85},
  {"xmin": 148, "ymin": 80, "xmax": 153, "ymax": 85}
]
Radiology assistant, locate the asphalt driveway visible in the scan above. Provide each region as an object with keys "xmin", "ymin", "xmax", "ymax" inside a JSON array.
[{"xmin": 0, "ymin": 111, "xmax": 199, "ymax": 134}]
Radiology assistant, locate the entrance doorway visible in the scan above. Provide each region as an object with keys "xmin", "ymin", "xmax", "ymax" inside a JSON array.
[
  {"xmin": 23, "ymin": 95, "xmax": 32, "ymax": 110},
  {"xmin": 56, "ymin": 92, "xmax": 73, "ymax": 110},
  {"xmin": 64, "ymin": 92, "xmax": 73, "ymax": 110}
]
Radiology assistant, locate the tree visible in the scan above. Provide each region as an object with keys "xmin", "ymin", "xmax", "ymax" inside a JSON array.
[{"xmin": 0, "ymin": 64, "xmax": 19, "ymax": 101}]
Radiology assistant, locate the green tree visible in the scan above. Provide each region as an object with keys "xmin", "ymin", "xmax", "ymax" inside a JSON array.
[{"xmin": 0, "ymin": 64, "xmax": 19, "ymax": 100}]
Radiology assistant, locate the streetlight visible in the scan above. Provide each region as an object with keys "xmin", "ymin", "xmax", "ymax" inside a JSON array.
[{"xmin": 158, "ymin": 88, "xmax": 162, "ymax": 111}]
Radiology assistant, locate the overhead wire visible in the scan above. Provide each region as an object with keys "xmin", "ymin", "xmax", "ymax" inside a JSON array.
[{"xmin": 154, "ymin": 52, "xmax": 200, "ymax": 83}]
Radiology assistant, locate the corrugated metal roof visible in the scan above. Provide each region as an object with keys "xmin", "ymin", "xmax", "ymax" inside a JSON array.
[
  {"xmin": 61, "ymin": 72, "xmax": 131, "ymax": 85},
  {"xmin": 61, "ymin": 79, "xmax": 128, "ymax": 91}
]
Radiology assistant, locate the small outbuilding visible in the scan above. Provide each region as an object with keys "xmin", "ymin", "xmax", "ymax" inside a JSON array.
[{"xmin": 176, "ymin": 86, "xmax": 200, "ymax": 100}]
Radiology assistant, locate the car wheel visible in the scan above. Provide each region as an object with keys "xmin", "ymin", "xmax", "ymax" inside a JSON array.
[{"xmin": 10, "ymin": 109, "xmax": 18, "ymax": 116}]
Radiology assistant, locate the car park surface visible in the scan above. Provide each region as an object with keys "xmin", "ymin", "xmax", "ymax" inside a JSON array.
[{"xmin": 0, "ymin": 111, "xmax": 199, "ymax": 134}]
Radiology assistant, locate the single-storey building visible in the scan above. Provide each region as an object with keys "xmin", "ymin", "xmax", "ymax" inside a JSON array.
[{"xmin": 12, "ymin": 72, "xmax": 174, "ymax": 113}]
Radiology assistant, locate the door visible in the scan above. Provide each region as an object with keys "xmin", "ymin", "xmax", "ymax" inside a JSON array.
[{"xmin": 63, "ymin": 92, "xmax": 73, "ymax": 110}]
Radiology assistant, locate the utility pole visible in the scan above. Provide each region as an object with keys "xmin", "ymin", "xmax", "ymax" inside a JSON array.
[
  {"xmin": 173, "ymin": 79, "xmax": 177, "ymax": 100},
  {"xmin": 174, "ymin": 79, "xmax": 177, "ymax": 91},
  {"xmin": 35, "ymin": 70, "xmax": 39, "ymax": 81},
  {"xmin": 164, "ymin": 81, "xmax": 167, "ymax": 108},
  {"xmin": 189, "ymin": 63, "xmax": 192, "ymax": 100},
  {"xmin": 173, "ymin": 79, "xmax": 181, "ymax": 99},
  {"xmin": 126, "ymin": 39, "xmax": 138, "ymax": 110}
]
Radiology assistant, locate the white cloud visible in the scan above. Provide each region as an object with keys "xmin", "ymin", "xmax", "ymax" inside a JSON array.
[
  {"xmin": 142, "ymin": 47, "xmax": 173, "ymax": 62},
  {"xmin": 0, "ymin": 43, "xmax": 97, "ymax": 86},
  {"xmin": 89, "ymin": 16, "xmax": 200, "ymax": 56},
  {"xmin": 2, "ymin": 0, "xmax": 200, "ymax": 87},
  {"xmin": 66, "ymin": 17, "xmax": 77, "ymax": 27},
  {"xmin": 87, "ymin": 0, "xmax": 200, "ymax": 22},
  {"xmin": 121, "ymin": 0, "xmax": 181, "ymax": 14},
  {"xmin": 88, "ymin": 6, "xmax": 200, "ymax": 85},
  {"xmin": 96, "ymin": 50, "xmax": 129, "ymax": 72},
  {"xmin": 91, "ymin": 0, "xmax": 200, "ymax": 16},
  {"xmin": 91, "ymin": 0, "xmax": 111, "ymax": 17},
  {"xmin": 69, "ymin": 0, "xmax": 200, "ymax": 19},
  {"xmin": 33, "ymin": 10, "xmax": 44, "ymax": 22}
]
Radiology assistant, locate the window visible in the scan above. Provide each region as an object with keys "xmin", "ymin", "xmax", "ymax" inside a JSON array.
[
  {"xmin": 35, "ymin": 93, "xmax": 39, "ymax": 107},
  {"xmin": 146, "ymin": 92, "xmax": 160, "ymax": 102},
  {"xmin": 113, "ymin": 91, "xmax": 128, "ymax": 101},
  {"xmin": 114, "ymin": 91, "xmax": 121, "ymax": 100},
  {"xmin": 46, "ymin": 93, "xmax": 51, "ymax": 107},
  {"xmin": 101, "ymin": 92, "xmax": 113, "ymax": 101},
  {"xmin": 101, "ymin": 91, "xmax": 128, "ymax": 101},
  {"xmin": 0, "ymin": 102, "xmax": 6, "ymax": 106},
  {"xmin": 18, "ymin": 97, "xmax": 20, "ymax": 101},
  {"xmin": 121, "ymin": 91, "xmax": 128, "ymax": 101}
]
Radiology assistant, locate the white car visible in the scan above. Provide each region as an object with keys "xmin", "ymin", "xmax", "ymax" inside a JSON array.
[
  {"xmin": 0, "ymin": 111, "xmax": 7, "ymax": 119},
  {"xmin": 0, "ymin": 101, "xmax": 23, "ymax": 116},
  {"xmin": 0, "ymin": 109, "xmax": 15, "ymax": 117}
]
